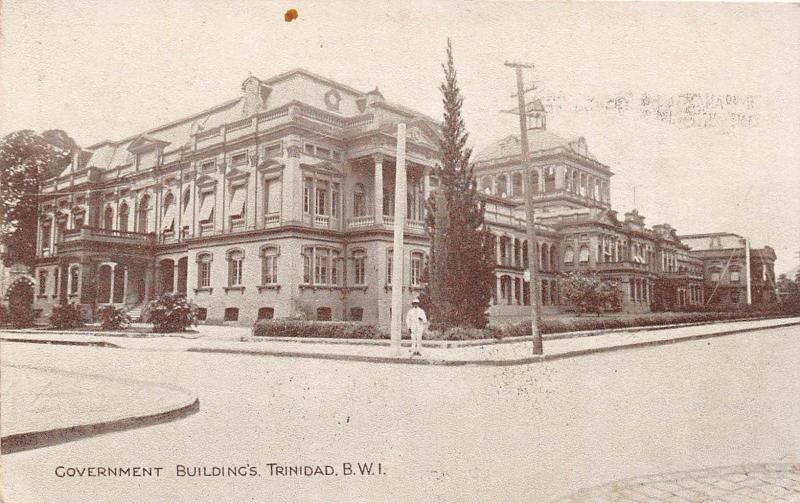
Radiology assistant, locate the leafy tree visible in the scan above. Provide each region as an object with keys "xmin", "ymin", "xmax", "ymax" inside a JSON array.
[
  {"xmin": 0, "ymin": 130, "xmax": 75, "ymax": 267},
  {"xmin": 560, "ymin": 271, "xmax": 622, "ymax": 315},
  {"xmin": 423, "ymin": 39, "xmax": 496, "ymax": 329}
]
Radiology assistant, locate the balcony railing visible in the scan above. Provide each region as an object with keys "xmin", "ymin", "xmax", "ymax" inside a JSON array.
[
  {"xmin": 314, "ymin": 214, "xmax": 330, "ymax": 227},
  {"xmin": 199, "ymin": 222, "xmax": 215, "ymax": 236},
  {"xmin": 264, "ymin": 213, "xmax": 280, "ymax": 227},
  {"xmin": 347, "ymin": 215, "xmax": 374, "ymax": 228},
  {"xmin": 346, "ymin": 215, "xmax": 425, "ymax": 234},
  {"xmin": 61, "ymin": 226, "xmax": 156, "ymax": 245},
  {"xmin": 229, "ymin": 217, "xmax": 246, "ymax": 233}
]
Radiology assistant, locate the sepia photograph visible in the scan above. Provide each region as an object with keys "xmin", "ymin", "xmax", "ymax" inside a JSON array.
[{"xmin": 1, "ymin": 1, "xmax": 799, "ymax": 502}]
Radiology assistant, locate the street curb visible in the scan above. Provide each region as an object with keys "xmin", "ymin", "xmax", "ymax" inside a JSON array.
[
  {"xmin": 0, "ymin": 337, "xmax": 122, "ymax": 348},
  {"xmin": 0, "ymin": 398, "xmax": 200, "ymax": 455},
  {"xmin": 187, "ymin": 320, "xmax": 800, "ymax": 367},
  {"xmin": 0, "ymin": 365, "xmax": 201, "ymax": 454}
]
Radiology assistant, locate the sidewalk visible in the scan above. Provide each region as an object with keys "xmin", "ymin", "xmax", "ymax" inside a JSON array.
[
  {"xmin": 0, "ymin": 364, "xmax": 199, "ymax": 453},
  {"xmin": 554, "ymin": 463, "xmax": 800, "ymax": 502},
  {"xmin": 2, "ymin": 317, "xmax": 799, "ymax": 366}
]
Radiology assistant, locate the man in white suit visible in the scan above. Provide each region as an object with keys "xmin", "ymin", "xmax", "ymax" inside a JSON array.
[{"xmin": 405, "ymin": 297, "xmax": 428, "ymax": 357}]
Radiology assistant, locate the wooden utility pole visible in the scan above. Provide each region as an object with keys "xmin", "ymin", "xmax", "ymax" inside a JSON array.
[
  {"xmin": 504, "ymin": 62, "xmax": 543, "ymax": 355},
  {"xmin": 390, "ymin": 123, "xmax": 407, "ymax": 356}
]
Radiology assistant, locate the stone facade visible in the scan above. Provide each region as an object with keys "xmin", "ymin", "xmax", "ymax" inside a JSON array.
[{"xmin": 30, "ymin": 69, "xmax": 779, "ymax": 327}]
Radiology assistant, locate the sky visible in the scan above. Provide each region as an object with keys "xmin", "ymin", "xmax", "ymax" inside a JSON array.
[{"xmin": 1, "ymin": 0, "xmax": 798, "ymax": 274}]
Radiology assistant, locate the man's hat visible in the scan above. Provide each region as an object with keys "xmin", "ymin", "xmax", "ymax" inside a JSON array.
[{"xmin": 411, "ymin": 296, "xmax": 421, "ymax": 304}]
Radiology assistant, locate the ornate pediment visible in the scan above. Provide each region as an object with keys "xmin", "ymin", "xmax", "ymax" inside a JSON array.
[
  {"xmin": 300, "ymin": 160, "xmax": 343, "ymax": 177},
  {"xmin": 224, "ymin": 167, "xmax": 250, "ymax": 182},
  {"xmin": 127, "ymin": 134, "xmax": 169, "ymax": 153}
]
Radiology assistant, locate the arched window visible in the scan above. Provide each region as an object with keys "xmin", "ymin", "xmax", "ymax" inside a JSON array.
[
  {"xmin": 522, "ymin": 240, "xmax": 529, "ymax": 268},
  {"xmin": 353, "ymin": 183, "xmax": 366, "ymax": 217},
  {"xmin": 480, "ymin": 176, "xmax": 493, "ymax": 194},
  {"xmin": 118, "ymin": 202, "xmax": 129, "ymax": 232},
  {"xmin": 550, "ymin": 244, "xmax": 557, "ymax": 271},
  {"xmin": 564, "ymin": 247, "xmax": 574, "ymax": 264},
  {"xmin": 579, "ymin": 246, "xmax": 590, "ymax": 263},
  {"xmin": 197, "ymin": 252, "xmax": 212, "ymax": 288},
  {"xmin": 541, "ymin": 243, "xmax": 549, "ymax": 271},
  {"xmin": 182, "ymin": 187, "xmax": 191, "ymax": 214},
  {"xmin": 103, "ymin": 206, "xmax": 114, "ymax": 230},
  {"xmin": 352, "ymin": 249, "xmax": 366, "ymax": 285},
  {"xmin": 572, "ymin": 170, "xmax": 579, "ymax": 194},
  {"xmin": 138, "ymin": 195, "xmax": 150, "ymax": 232},
  {"xmin": 162, "ymin": 192, "xmax": 175, "ymax": 232},
  {"xmin": 260, "ymin": 247, "xmax": 279, "ymax": 285},
  {"xmin": 496, "ymin": 174, "xmax": 508, "ymax": 198},
  {"xmin": 511, "ymin": 172, "xmax": 523, "ymax": 197},
  {"xmin": 411, "ymin": 251, "xmax": 425, "ymax": 286},
  {"xmin": 69, "ymin": 265, "xmax": 80, "ymax": 295},
  {"xmin": 227, "ymin": 249, "xmax": 244, "ymax": 287}
]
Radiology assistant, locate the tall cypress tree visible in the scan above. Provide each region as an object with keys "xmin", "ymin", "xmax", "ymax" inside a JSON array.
[{"xmin": 424, "ymin": 39, "xmax": 496, "ymax": 329}]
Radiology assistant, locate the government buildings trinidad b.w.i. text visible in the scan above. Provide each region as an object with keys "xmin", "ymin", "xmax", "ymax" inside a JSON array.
[{"xmin": 27, "ymin": 69, "xmax": 779, "ymax": 326}]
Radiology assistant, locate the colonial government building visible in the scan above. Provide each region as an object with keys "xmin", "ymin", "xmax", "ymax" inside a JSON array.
[{"xmin": 28, "ymin": 69, "xmax": 778, "ymax": 326}]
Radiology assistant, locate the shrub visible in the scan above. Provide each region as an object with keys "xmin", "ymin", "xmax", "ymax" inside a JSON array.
[
  {"xmin": 252, "ymin": 320, "xmax": 385, "ymax": 339},
  {"xmin": 50, "ymin": 303, "xmax": 84, "ymax": 330},
  {"xmin": 148, "ymin": 293, "xmax": 197, "ymax": 333},
  {"xmin": 561, "ymin": 271, "xmax": 623, "ymax": 315},
  {"xmin": 98, "ymin": 305, "xmax": 131, "ymax": 330},
  {"xmin": 0, "ymin": 304, "xmax": 8, "ymax": 326}
]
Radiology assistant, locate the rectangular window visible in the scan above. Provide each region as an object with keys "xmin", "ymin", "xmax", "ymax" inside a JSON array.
[
  {"xmin": 224, "ymin": 307, "xmax": 239, "ymax": 321},
  {"xmin": 42, "ymin": 225, "xmax": 51, "ymax": 250},
  {"xmin": 303, "ymin": 250, "xmax": 312, "ymax": 284},
  {"xmin": 39, "ymin": 270, "xmax": 47, "ymax": 295},
  {"xmin": 353, "ymin": 252, "xmax": 366, "ymax": 285},
  {"xmin": 314, "ymin": 249, "xmax": 329, "ymax": 285},
  {"xmin": 196, "ymin": 308, "xmax": 208, "ymax": 321},
  {"xmin": 332, "ymin": 184, "xmax": 339, "ymax": 217},
  {"xmin": 316, "ymin": 188, "xmax": 327, "ymax": 215},
  {"xmin": 711, "ymin": 271, "xmax": 721, "ymax": 282},
  {"xmin": 333, "ymin": 151, "xmax": 341, "ymax": 161},
  {"xmin": 730, "ymin": 270, "xmax": 740, "ymax": 282},
  {"xmin": 199, "ymin": 191, "xmax": 215, "ymax": 222},
  {"xmin": 229, "ymin": 257, "xmax": 243, "ymax": 286},
  {"xmin": 199, "ymin": 262, "xmax": 211, "ymax": 288},
  {"xmin": 264, "ymin": 178, "xmax": 281, "ymax": 214},
  {"xmin": 303, "ymin": 180, "xmax": 311, "ymax": 214},
  {"xmin": 53, "ymin": 268, "xmax": 59, "ymax": 296},
  {"xmin": 229, "ymin": 186, "xmax": 247, "ymax": 218},
  {"xmin": 200, "ymin": 160, "xmax": 215, "ymax": 172},
  {"xmin": 316, "ymin": 147, "xmax": 331, "ymax": 158},
  {"xmin": 257, "ymin": 307, "xmax": 274, "ymax": 320},
  {"xmin": 305, "ymin": 144, "xmax": 315, "ymax": 155},
  {"xmin": 331, "ymin": 251, "xmax": 339, "ymax": 286},
  {"xmin": 262, "ymin": 252, "xmax": 278, "ymax": 285},
  {"xmin": 350, "ymin": 307, "xmax": 363, "ymax": 321}
]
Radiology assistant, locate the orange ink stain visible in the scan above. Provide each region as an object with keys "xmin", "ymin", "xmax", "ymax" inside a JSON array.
[{"xmin": 284, "ymin": 8, "xmax": 298, "ymax": 22}]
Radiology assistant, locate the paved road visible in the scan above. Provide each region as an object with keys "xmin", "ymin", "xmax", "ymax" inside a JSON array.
[{"xmin": 1, "ymin": 325, "xmax": 799, "ymax": 503}]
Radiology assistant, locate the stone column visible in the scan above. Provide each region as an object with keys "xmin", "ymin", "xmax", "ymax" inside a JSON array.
[
  {"xmin": 310, "ymin": 176, "xmax": 317, "ymax": 227},
  {"xmin": 422, "ymin": 167, "xmax": 430, "ymax": 219},
  {"xmin": 216, "ymin": 154, "xmax": 226, "ymax": 233},
  {"xmin": 173, "ymin": 263, "xmax": 180, "ymax": 294},
  {"xmin": 109, "ymin": 264, "xmax": 116, "ymax": 304},
  {"xmin": 283, "ymin": 136, "xmax": 303, "ymax": 224},
  {"xmin": 247, "ymin": 151, "xmax": 257, "ymax": 230},
  {"xmin": 495, "ymin": 234, "xmax": 501, "ymax": 265},
  {"xmin": 496, "ymin": 276, "xmax": 502, "ymax": 305},
  {"xmin": 122, "ymin": 266, "xmax": 129, "ymax": 305},
  {"xmin": 373, "ymin": 154, "xmax": 384, "ymax": 225}
]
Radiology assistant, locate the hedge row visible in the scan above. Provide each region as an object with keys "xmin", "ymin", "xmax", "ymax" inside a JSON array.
[
  {"xmin": 252, "ymin": 308, "xmax": 792, "ymax": 341},
  {"xmin": 253, "ymin": 319, "xmax": 387, "ymax": 339}
]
